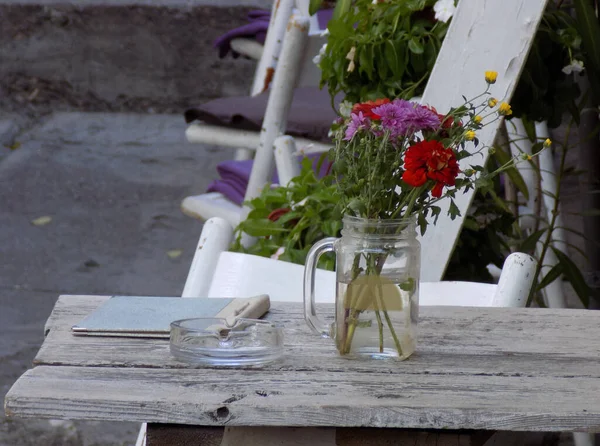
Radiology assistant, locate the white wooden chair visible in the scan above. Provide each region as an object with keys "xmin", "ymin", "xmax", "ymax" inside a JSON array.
[
  {"xmin": 181, "ymin": 0, "xmax": 331, "ymax": 227},
  {"xmin": 187, "ymin": 217, "xmax": 536, "ymax": 308}
]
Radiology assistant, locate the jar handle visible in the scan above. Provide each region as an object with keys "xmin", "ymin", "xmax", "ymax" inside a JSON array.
[{"xmin": 303, "ymin": 237, "xmax": 337, "ymax": 338}]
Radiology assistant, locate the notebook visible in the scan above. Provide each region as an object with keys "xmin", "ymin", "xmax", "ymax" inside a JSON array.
[{"xmin": 71, "ymin": 294, "xmax": 270, "ymax": 338}]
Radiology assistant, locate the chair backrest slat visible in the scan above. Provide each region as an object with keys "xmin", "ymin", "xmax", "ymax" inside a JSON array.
[
  {"xmin": 250, "ymin": 0, "xmax": 296, "ymax": 96},
  {"xmin": 418, "ymin": 0, "xmax": 549, "ymax": 281}
]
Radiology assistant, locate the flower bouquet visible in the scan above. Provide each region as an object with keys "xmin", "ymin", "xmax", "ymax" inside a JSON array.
[{"xmin": 311, "ymin": 71, "xmax": 545, "ymax": 359}]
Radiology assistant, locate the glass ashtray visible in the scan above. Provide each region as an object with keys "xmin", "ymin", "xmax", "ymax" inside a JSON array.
[{"xmin": 170, "ymin": 318, "xmax": 284, "ymax": 366}]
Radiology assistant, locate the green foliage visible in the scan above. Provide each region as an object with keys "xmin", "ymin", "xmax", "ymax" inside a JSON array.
[
  {"xmin": 230, "ymin": 156, "xmax": 341, "ymax": 270},
  {"xmin": 318, "ymin": 0, "xmax": 447, "ymax": 104},
  {"xmin": 317, "ymin": 1, "xmax": 582, "ymax": 128}
]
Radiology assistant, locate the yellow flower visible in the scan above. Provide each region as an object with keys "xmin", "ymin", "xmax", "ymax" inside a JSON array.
[
  {"xmin": 488, "ymin": 98, "xmax": 498, "ymax": 108},
  {"xmin": 543, "ymin": 138, "xmax": 552, "ymax": 148},
  {"xmin": 465, "ymin": 130, "xmax": 476, "ymax": 141},
  {"xmin": 485, "ymin": 71, "xmax": 498, "ymax": 84},
  {"xmin": 498, "ymin": 102, "xmax": 512, "ymax": 116},
  {"xmin": 474, "ymin": 115, "xmax": 482, "ymax": 124}
]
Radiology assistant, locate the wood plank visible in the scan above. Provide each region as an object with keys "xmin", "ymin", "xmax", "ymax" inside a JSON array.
[
  {"xmin": 33, "ymin": 324, "xmax": 600, "ymax": 379},
  {"xmin": 5, "ymin": 365, "xmax": 600, "ymax": 432},
  {"xmin": 36, "ymin": 296, "xmax": 600, "ymax": 377}
]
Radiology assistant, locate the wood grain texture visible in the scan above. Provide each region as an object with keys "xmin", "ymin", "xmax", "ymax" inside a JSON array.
[
  {"xmin": 6, "ymin": 295, "xmax": 600, "ymax": 433},
  {"xmin": 6, "ymin": 363, "xmax": 600, "ymax": 431}
]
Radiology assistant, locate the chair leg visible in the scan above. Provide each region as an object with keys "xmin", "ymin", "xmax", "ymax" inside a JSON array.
[
  {"xmin": 135, "ymin": 423, "xmax": 147, "ymax": 446},
  {"xmin": 244, "ymin": 14, "xmax": 310, "ymax": 202},
  {"xmin": 573, "ymin": 432, "xmax": 596, "ymax": 446},
  {"xmin": 182, "ymin": 217, "xmax": 234, "ymax": 298},
  {"xmin": 274, "ymin": 135, "xmax": 300, "ymax": 186}
]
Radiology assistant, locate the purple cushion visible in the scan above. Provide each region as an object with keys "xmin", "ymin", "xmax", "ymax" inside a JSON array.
[
  {"xmin": 214, "ymin": 9, "xmax": 334, "ymax": 59},
  {"xmin": 185, "ymin": 86, "xmax": 340, "ymax": 143},
  {"xmin": 214, "ymin": 10, "xmax": 270, "ymax": 59},
  {"xmin": 207, "ymin": 153, "xmax": 333, "ymax": 205}
]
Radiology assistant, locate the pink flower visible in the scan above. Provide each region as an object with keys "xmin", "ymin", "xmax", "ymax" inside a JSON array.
[
  {"xmin": 344, "ymin": 112, "xmax": 371, "ymax": 140},
  {"xmin": 373, "ymin": 100, "xmax": 440, "ymax": 138}
]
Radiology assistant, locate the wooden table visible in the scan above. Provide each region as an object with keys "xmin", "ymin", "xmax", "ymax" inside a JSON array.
[{"xmin": 5, "ymin": 295, "xmax": 600, "ymax": 445}]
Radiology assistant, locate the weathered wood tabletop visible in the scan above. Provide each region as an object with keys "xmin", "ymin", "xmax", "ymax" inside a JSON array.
[{"xmin": 5, "ymin": 295, "xmax": 600, "ymax": 434}]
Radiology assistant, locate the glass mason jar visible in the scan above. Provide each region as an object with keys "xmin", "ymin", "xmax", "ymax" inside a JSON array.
[{"xmin": 304, "ymin": 215, "xmax": 421, "ymax": 360}]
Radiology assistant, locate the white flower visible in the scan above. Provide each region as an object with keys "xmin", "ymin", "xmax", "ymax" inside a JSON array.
[
  {"xmin": 271, "ymin": 246, "xmax": 285, "ymax": 260},
  {"xmin": 346, "ymin": 46, "xmax": 356, "ymax": 72},
  {"xmin": 312, "ymin": 43, "xmax": 327, "ymax": 66},
  {"xmin": 291, "ymin": 197, "xmax": 308, "ymax": 210},
  {"xmin": 562, "ymin": 59, "xmax": 584, "ymax": 75},
  {"xmin": 320, "ymin": 28, "xmax": 329, "ymax": 37},
  {"xmin": 433, "ymin": 0, "xmax": 456, "ymax": 23},
  {"xmin": 339, "ymin": 100, "xmax": 353, "ymax": 118}
]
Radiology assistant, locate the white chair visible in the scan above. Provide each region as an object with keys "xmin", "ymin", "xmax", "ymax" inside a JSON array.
[
  {"xmin": 190, "ymin": 217, "xmax": 536, "ymax": 308},
  {"xmin": 181, "ymin": 0, "xmax": 331, "ymax": 227}
]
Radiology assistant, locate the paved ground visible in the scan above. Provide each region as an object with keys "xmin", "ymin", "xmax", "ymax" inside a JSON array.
[{"xmin": 0, "ymin": 112, "xmax": 231, "ymax": 445}]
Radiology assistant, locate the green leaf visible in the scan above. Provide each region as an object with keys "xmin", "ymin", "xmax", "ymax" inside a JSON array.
[
  {"xmin": 493, "ymin": 145, "xmax": 529, "ymax": 200},
  {"xmin": 462, "ymin": 217, "xmax": 480, "ymax": 231},
  {"xmin": 332, "ymin": 0, "xmax": 351, "ymax": 21},
  {"xmin": 241, "ymin": 219, "xmax": 290, "ymax": 237},
  {"xmin": 519, "ymin": 229, "xmax": 547, "ymax": 253},
  {"xmin": 358, "ymin": 45, "xmax": 374, "ymax": 79},
  {"xmin": 430, "ymin": 205, "xmax": 441, "ymax": 225},
  {"xmin": 448, "ymin": 199, "xmax": 461, "ymax": 220},
  {"xmin": 536, "ymin": 263, "xmax": 564, "ymax": 291},
  {"xmin": 309, "ymin": 0, "xmax": 323, "ymax": 16},
  {"xmin": 384, "ymin": 40, "xmax": 404, "ymax": 78},
  {"xmin": 246, "ymin": 208, "xmax": 271, "ymax": 220},
  {"xmin": 400, "ymin": 277, "xmax": 416, "ymax": 292},
  {"xmin": 407, "ymin": 38, "xmax": 424, "ymax": 54},
  {"xmin": 321, "ymin": 219, "xmax": 342, "ymax": 237},
  {"xmin": 552, "ymin": 247, "xmax": 591, "ymax": 308}
]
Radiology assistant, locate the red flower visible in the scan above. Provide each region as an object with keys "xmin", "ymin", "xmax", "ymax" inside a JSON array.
[
  {"xmin": 421, "ymin": 105, "xmax": 462, "ymax": 138},
  {"xmin": 423, "ymin": 105, "xmax": 460, "ymax": 133},
  {"xmin": 352, "ymin": 98, "xmax": 390, "ymax": 120},
  {"xmin": 402, "ymin": 140, "xmax": 459, "ymax": 198},
  {"xmin": 267, "ymin": 208, "xmax": 290, "ymax": 222}
]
